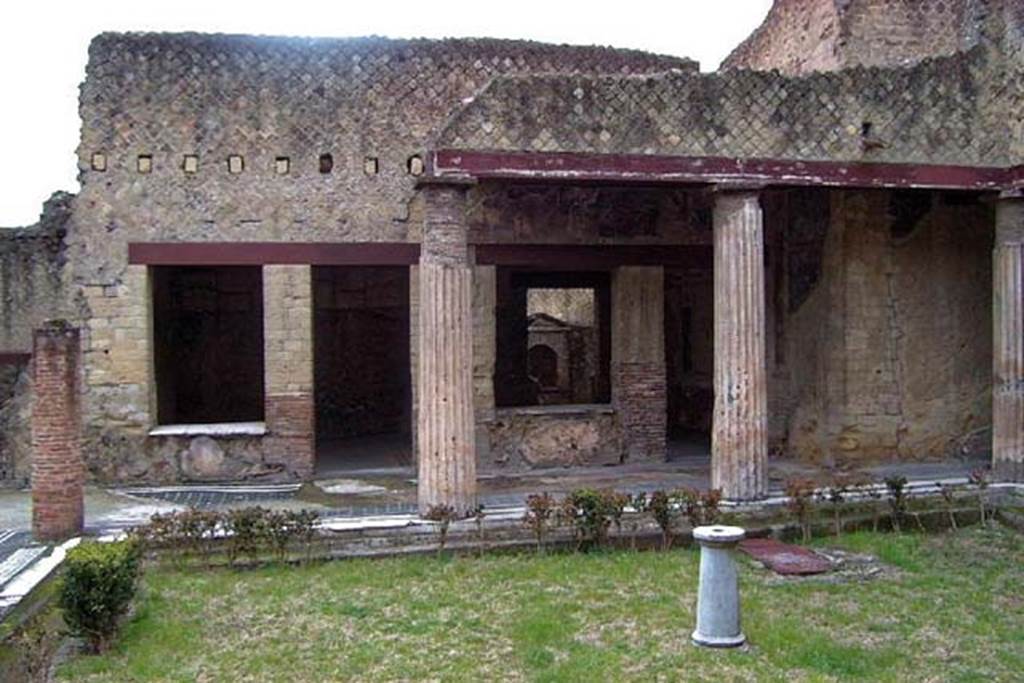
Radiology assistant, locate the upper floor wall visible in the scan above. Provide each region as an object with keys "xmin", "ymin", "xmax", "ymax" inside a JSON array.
[{"xmin": 73, "ymin": 33, "xmax": 691, "ymax": 285}]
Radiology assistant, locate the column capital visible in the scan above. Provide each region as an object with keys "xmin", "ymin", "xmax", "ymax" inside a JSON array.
[{"xmin": 416, "ymin": 172, "xmax": 478, "ymax": 191}]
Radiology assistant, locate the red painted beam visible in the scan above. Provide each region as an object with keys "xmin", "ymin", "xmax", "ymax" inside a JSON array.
[
  {"xmin": 0, "ymin": 352, "xmax": 31, "ymax": 366},
  {"xmin": 433, "ymin": 149, "xmax": 1011, "ymax": 191},
  {"xmin": 129, "ymin": 242, "xmax": 421, "ymax": 266},
  {"xmin": 475, "ymin": 244, "xmax": 711, "ymax": 269},
  {"xmin": 128, "ymin": 242, "xmax": 712, "ymax": 269}
]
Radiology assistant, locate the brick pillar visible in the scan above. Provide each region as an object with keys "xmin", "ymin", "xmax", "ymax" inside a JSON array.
[
  {"xmin": 993, "ymin": 191, "xmax": 1024, "ymax": 481},
  {"xmin": 612, "ymin": 266, "xmax": 667, "ymax": 462},
  {"xmin": 32, "ymin": 321, "xmax": 83, "ymax": 541},
  {"xmin": 264, "ymin": 265, "xmax": 315, "ymax": 480},
  {"xmin": 416, "ymin": 175, "xmax": 477, "ymax": 516},
  {"xmin": 712, "ymin": 189, "xmax": 768, "ymax": 501}
]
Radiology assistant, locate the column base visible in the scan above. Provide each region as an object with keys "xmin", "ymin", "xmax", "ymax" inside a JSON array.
[
  {"xmin": 691, "ymin": 631, "xmax": 746, "ymax": 649},
  {"xmin": 993, "ymin": 459, "xmax": 1024, "ymax": 482}
]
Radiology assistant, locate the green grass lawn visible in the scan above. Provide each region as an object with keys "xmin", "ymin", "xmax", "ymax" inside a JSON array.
[{"xmin": 59, "ymin": 525, "xmax": 1023, "ymax": 682}]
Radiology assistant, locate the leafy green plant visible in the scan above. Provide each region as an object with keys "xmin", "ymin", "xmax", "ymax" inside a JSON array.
[
  {"xmin": 424, "ymin": 504, "xmax": 458, "ymax": 558},
  {"xmin": 522, "ymin": 494, "xmax": 557, "ymax": 553},
  {"xmin": 884, "ymin": 475, "xmax": 909, "ymax": 532},
  {"xmin": 59, "ymin": 540, "xmax": 142, "ymax": 653},
  {"xmin": 784, "ymin": 477, "xmax": 817, "ymax": 542}
]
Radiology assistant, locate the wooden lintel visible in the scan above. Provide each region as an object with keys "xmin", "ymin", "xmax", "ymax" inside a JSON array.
[{"xmin": 128, "ymin": 242, "xmax": 421, "ymax": 266}]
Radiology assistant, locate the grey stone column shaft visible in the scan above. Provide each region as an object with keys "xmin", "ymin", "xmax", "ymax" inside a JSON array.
[
  {"xmin": 416, "ymin": 176, "xmax": 478, "ymax": 516},
  {"xmin": 993, "ymin": 192, "xmax": 1024, "ymax": 481},
  {"xmin": 712, "ymin": 190, "xmax": 768, "ymax": 501}
]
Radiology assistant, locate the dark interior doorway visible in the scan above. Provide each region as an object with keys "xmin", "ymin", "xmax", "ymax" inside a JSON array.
[
  {"xmin": 152, "ymin": 266, "xmax": 265, "ymax": 425},
  {"xmin": 313, "ymin": 266, "xmax": 411, "ymax": 472},
  {"xmin": 664, "ymin": 265, "xmax": 713, "ymax": 459}
]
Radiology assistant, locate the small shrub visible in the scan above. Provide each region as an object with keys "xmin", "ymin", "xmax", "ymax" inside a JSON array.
[
  {"xmin": 561, "ymin": 488, "xmax": 617, "ymax": 551},
  {"xmin": 473, "ymin": 506, "xmax": 487, "ymax": 557},
  {"xmin": 628, "ymin": 492, "xmax": 648, "ymax": 550},
  {"xmin": 784, "ymin": 477, "xmax": 817, "ymax": 542},
  {"xmin": 969, "ymin": 468, "xmax": 990, "ymax": 525},
  {"xmin": 678, "ymin": 487, "xmax": 723, "ymax": 529},
  {"xmin": 522, "ymin": 494, "xmax": 557, "ymax": 553},
  {"xmin": 884, "ymin": 475, "xmax": 909, "ymax": 532},
  {"xmin": 819, "ymin": 473, "xmax": 855, "ymax": 537},
  {"xmin": 647, "ymin": 490, "xmax": 675, "ymax": 550},
  {"xmin": 423, "ymin": 504, "xmax": 458, "ymax": 558},
  {"xmin": 15, "ymin": 618, "xmax": 59, "ymax": 682},
  {"xmin": 224, "ymin": 506, "xmax": 269, "ymax": 566},
  {"xmin": 59, "ymin": 540, "xmax": 142, "ymax": 653},
  {"xmin": 175, "ymin": 508, "xmax": 220, "ymax": 565},
  {"xmin": 936, "ymin": 482, "xmax": 959, "ymax": 530}
]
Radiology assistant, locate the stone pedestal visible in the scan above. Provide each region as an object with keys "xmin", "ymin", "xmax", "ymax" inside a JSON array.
[
  {"xmin": 712, "ymin": 189, "xmax": 768, "ymax": 500},
  {"xmin": 31, "ymin": 322, "xmax": 83, "ymax": 542},
  {"xmin": 692, "ymin": 525, "xmax": 746, "ymax": 648},
  {"xmin": 993, "ymin": 192, "xmax": 1024, "ymax": 481},
  {"xmin": 416, "ymin": 176, "xmax": 478, "ymax": 516}
]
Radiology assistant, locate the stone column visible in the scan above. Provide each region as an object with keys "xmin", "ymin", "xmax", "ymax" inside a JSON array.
[
  {"xmin": 993, "ymin": 191, "xmax": 1024, "ymax": 481},
  {"xmin": 612, "ymin": 266, "xmax": 667, "ymax": 462},
  {"xmin": 264, "ymin": 265, "xmax": 315, "ymax": 480},
  {"xmin": 32, "ymin": 321, "xmax": 83, "ymax": 541},
  {"xmin": 712, "ymin": 188, "xmax": 768, "ymax": 501},
  {"xmin": 416, "ymin": 175, "xmax": 478, "ymax": 516}
]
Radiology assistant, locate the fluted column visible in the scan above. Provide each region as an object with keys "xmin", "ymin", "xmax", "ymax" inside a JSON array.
[
  {"xmin": 712, "ymin": 188, "xmax": 768, "ymax": 501},
  {"xmin": 993, "ymin": 191, "xmax": 1024, "ymax": 481},
  {"xmin": 416, "ymin": 175, "xmax": 478, "ymax": 516}
]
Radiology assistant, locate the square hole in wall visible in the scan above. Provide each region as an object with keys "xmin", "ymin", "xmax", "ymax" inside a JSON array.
[
  {"xmin": 407, "ymin": 155, "xmax": 424, "ymax": 176},
  {"xmin": 228, "ymin": 155, "xmax": 244, "ymax": 174},
  {"xmin": 319, "ymin": 153, "xmax": 334, "ymax": 174},
  {"xmin": 137, "ymin": 155, "xmax": 153, "ymax": 174},
  {"xmin": 363, "ymin": 156, "xmax": 379, "ymax": 176},
  {"xmin": 91, "ymin": 153, "xmax": 107, "ymax": 172},
  {"xmin": 183, "ymin": 155, "xmax": 199, "ymax": 174},
  {"xmin": 275, "ymin": 157, "xmax": 290, "ymax": 175}
]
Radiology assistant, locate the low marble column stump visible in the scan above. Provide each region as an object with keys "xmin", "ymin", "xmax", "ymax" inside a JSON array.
[{"xmin": 692, "ymin": 525, "xmax": 747, "ymax": 648}]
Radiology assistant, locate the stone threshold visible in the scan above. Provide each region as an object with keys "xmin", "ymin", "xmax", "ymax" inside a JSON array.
[
  {"xmin": 494, "ymin": 403, "xmax": 615, "ymax": 417},
  {"xmin": 148, "ymin": 422, "xmax": 267, "ymax": 437}
]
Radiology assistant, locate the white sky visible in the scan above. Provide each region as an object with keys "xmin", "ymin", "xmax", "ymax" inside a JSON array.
[{"xmin": 0, "ymin": 0, "xmax": 771, "ymax": 227}]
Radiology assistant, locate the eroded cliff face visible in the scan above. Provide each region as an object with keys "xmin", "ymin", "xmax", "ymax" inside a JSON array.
[
  {"xmin": 723, "ymin": 0, "xmax": 1023, "ymax": 75},
  {"xmin": 783, "ymin": 189, "xmax": 993, "ymax": 464}
]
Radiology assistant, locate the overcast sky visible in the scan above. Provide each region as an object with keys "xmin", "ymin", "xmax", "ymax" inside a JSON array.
[{"xmin": 0, "ymin": 0, "xmax": 772, "ymax": 226}]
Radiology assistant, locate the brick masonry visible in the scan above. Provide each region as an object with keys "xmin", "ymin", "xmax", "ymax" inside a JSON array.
[
  {"xmin": 613, "ymin": 362, "xmax": 668, "ymax": 462},
  {"xmin": 31, "ymin": 322, "xmax": 83, "ymax": 541},
  {"xmin": 264, "ymin": 265, "xmax": 315, "ymax": 479},
  {"xmin": 612, "ymin": 267, "xmax": 667, "ymax": 462}
]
